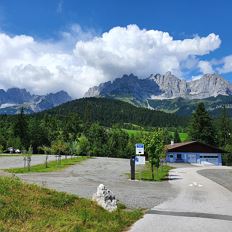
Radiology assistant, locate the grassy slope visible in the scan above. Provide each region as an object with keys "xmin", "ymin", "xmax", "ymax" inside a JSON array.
[
  {"xmin": 123, "ymin": 129, "xmax": 149, "ymax": 136},
  {"xmin": 0, "ymin": 177, "xmax": 142, "ymax": 232},
  {"xmin": 124, "ymin": 129, "xmax": 189, "ymax": 142},
  {"xmin": 135, "ymin": 163, "xmax": 173, "ymax": 181},
  {"xmin": 7, "ymin": 156, "xmax": 89, "ymax": 174},
  {"xmin": 179, "ymin": 132, "xmax": 189, "ymax": 142}
]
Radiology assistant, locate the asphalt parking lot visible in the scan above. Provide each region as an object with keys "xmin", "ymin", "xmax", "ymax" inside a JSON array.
[{"xmin": 17, "ymin": 157, "xmax": 179, "ymax": 208}]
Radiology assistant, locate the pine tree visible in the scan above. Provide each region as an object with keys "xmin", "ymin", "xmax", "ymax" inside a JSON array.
[
  {"xmin": 13, "ymin": 108, "xmax": 29, "ymax": 148},
  {"xmin": 218, "ymin": 105, "xmax": 231, "ymax": 147},
  {"xmin": 189, "ymin": 103, "xmax": 216, "ymax": 145},
  {"xmin": 174, "ymin": 129, "xmax": 181, "ymax": 143}
]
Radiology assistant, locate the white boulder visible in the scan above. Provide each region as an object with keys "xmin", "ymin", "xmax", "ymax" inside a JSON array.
[{"xmin": 92, "ymin": 184, "xmax": 117, "ymax": 212}]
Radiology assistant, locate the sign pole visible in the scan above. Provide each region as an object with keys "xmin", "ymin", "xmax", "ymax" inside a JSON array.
[
  {"xmin": 135, "ymin": 143, "xmax": 145, "ymax": 181},
  {"xmin": 130, "ymin": 155, "xmax": 135, "ymax": 180}
]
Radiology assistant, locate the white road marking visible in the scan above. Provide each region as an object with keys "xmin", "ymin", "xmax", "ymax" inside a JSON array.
[{"xmin": 189, "ymin": 182, "xmax": 203, "ymax": 187}]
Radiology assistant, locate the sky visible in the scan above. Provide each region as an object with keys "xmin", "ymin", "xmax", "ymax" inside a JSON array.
[{"xmin": 0, "ymin": 0, "xmax": 232, "ymax": 98}]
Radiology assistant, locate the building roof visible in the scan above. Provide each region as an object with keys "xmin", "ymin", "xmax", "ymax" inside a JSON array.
[{"xmin": 166, "ymin": 141, "xmax": 227, "ymax": 154}]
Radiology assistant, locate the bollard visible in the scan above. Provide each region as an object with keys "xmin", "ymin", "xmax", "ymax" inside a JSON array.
[
  {"xmin": 130, "ymin": 155, "xmax": 135, "ymax": 180},
  {"xmin": 27, "ymin": 156, "xmax": 31, "ymax": 171}
]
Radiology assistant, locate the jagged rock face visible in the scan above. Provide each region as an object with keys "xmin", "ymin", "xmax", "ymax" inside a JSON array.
[
  {"xmin": 84, "ymin": 72, "xmax": 232, "ymax": 104},
  {"xmin": 85, "ymin": 74, "xmax": 161, "ymax": 106},
  {"xmin": 36, "ymin": 91, "xmax": 72, "ymax": 110},
  {"xmin": 0, "ymin": 88, "xmax": 72, "ymax": 114},
  {"xmin": 150, "ymin": 72, "xmax": 189, "ymax": 99},
  {"xmin": 0, "ymin": 88, "xmax": 32, "ymax": 104},
  {"xmin": 188, "ymin": 74, "xmax": 232, "ymax": 98}
]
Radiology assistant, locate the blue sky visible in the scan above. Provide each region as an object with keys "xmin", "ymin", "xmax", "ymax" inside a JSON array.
[
  {"xmin": 0, "ymin": 0, "xmax": 231, "ymax": 96},
  {"xmin": 1, "ymin": 0, "xmax": 231, "ymax": 56}
]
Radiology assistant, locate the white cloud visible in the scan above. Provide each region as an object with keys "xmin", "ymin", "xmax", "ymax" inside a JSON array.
[
  {"xmin": 198, "ymin": 60, "xmax": 214, "ymax": 74},
  {"xmin": 217, "ymin": 55, "xmax": 232, "ymax": 74},
  {"xmin": 0, "ymin": 24, "xmax": 223, "ymax": 98},
  {"xmin": 191, "ymin": 75, "xmax": 202, "ymax": 81},
  {"xmin": 74, "ymin": 25, "xmax": 220, "ymax": 79}
]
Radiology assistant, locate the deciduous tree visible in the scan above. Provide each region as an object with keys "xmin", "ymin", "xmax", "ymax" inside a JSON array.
[{"xmin": 143, "ymin": 129, "xmax": 165, "ymax": 180}]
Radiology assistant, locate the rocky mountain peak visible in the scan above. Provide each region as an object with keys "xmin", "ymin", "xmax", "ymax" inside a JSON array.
[
  {"xmin": 6, "ymin": 88, "xmax": 32, "ymax": 104},
  {"xmin": 84, "ymin": 73, "xmax": 232, "ymax": 106},
  {"xmin": 0, "ymin": 88, "xmax": 72, "ymax": 114},
  {"xmin": 149, "ymin": 72, "xmax": 187, "ymax": 99},
  {"xmin": 188, "ymin": 73, "xmax": 232, "ymax": 98}
]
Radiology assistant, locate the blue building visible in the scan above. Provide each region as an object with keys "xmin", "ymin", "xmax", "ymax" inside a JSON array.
[{"xmin": 166, "ymin": 141, "xmax": 225, "ymax": 166}]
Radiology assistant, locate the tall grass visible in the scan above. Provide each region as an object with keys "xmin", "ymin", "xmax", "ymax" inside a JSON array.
[{"xmin": 0, "ymin": 177, "xmax": 143, "ymax": 231}]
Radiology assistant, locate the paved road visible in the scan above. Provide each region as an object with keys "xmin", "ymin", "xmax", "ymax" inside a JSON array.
[
  {"xmin": 130, "ymin": 166, "xmax": 232, "ymax": 232},
  {"xmin": 198, "ymin": 169, "xmax": 232, "ymax": 192},
  {"xmin": 0, "ymin": 155, "xmax": 57, "ymax": 169},
  {"xmin": 17, "ymin": 157, "xmax": 178, "ymax": 208}
]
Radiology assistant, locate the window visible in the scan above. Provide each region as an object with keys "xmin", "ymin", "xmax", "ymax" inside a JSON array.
[{"xmin": 200, "ymin": 155, "xmax": 218, "ymax": 158}]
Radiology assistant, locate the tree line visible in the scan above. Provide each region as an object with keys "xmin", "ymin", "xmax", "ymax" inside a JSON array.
[
  {"xmin": 188, "ymin": 103, "xmax": 232, "ymax": 165},
  {"xmin": 0, "ymin": 100, "xmax": 231, "ymax": 165}
]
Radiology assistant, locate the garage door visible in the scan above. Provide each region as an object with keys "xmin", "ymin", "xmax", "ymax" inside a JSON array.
[
  {"xmin": 188, "ymin": 154, "xmax": 196, "ymax": 163},
  {"xmin": 200, "ymin": 155, "xmax": 218, "ymax": 165}
]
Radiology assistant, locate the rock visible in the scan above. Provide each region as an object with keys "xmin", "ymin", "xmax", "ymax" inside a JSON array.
[
  {"xmin": 0, "ymin": 88, "xmax": 72, "ymax": 114},
  {"xmin": 84, "ymin": 72, "xmax": 232, "ymax": 103},
  {"xmin": 92, "ymin": 184, "xmax": 117, "ymax": 212}
]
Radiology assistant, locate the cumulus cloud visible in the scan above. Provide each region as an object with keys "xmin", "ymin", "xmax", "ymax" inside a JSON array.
[
  {"xmin": 0, "ymin": 24, "xmax": 223, "ymax": 98},
  {"xmin": 191, "ymin": 75, "xmax": 203, "ymax": 81},
  {"xmin": 198, "ymin": 60, "xmax": 214, "ymax": 74},
  {"xmin": 75, "ymin": 25, "xmax": 221, "ymax": 78},
  {"xmin": 217, "ymin": 55, "xmax": 232, "ymax": 74}
]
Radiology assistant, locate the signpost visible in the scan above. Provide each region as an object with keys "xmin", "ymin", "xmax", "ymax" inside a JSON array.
[
  {"xmin": 135, "ymin": 143, "xmax": 144, "ymax": 155},
  {"xmin": 131, "ymin": 144, "xmax": 145, "ymax": 180},
  {"xmin": 135, "ymin": 155, "xmax": 146, "ymax": 165}
]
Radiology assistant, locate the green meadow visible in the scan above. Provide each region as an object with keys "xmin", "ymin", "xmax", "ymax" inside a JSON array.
[{"xmin": 0, "ymin": 177, "xmax": 142, "ymax": 232}]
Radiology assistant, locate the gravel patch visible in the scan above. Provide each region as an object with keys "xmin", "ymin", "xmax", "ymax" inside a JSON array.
[
  {"xmin": 17, "ymin": 157, "xmax": 179, "ymax": 209},
  {"xmin": 198, "ymin": 169, "xmax": 232, "ymax": 192},
  {"xmin": 0, "ymin": 155, "xmax": 57, "ymax": 169}
]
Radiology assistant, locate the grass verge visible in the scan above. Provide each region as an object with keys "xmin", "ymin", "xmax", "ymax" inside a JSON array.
[
  {"xmin": 135, "ymin": 163, "xmax": 173, "ymax": 181},
  {"xmin": 0, "ymin": 154, "xmax": 46, "ymax": 157},
  {"xmin": 6, "ymin": 156, "xmax": 89, "ymax": 174},
  {"xmin": 123, "ymin": 129, "xmax": 149, "ymax": 136},
  {"xmin": 179, "ymin": 132, "xmax": 189, "ymax": 142},
  {"xmin": 0, "ymin": 154, "xmax": 23, "ymax": 157},
  {"xmin": 0, "ymin": 176, "xmax": 143, "ymax": 232}
]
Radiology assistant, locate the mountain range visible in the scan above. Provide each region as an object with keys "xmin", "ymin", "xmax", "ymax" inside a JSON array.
[
  {"xmin": 0, "ymin": 88, "xmax": 72, "ymax": 114},
  {"xmin": 84, "ymin": 72, "xmax": 232, "ymax": 115},
  {"xmin": 1, "ymin": 72, "xmax": 232, "ymax": 116}
]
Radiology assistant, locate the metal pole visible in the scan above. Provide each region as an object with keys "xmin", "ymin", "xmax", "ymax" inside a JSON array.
[{"xmin": 130, "ymin": 155, "xmax": 135, "ymax": 180}]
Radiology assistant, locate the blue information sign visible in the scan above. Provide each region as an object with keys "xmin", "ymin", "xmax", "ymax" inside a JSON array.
[{"xmin": 135, "ymin": 143, "xmax": 144, "ymax": 155}]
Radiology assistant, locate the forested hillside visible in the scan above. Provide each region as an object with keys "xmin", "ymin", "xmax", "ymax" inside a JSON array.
[
  {"xmin": 42, "ymin": 97, "xmax": 188, "ymax": 127},
  {"xmin": 0, "ymin": 97, "xmax": 187, "ymax": 156},
  {"xmin": 148, "ymin": 95, "xmax": 232, "ymax": 116}
]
